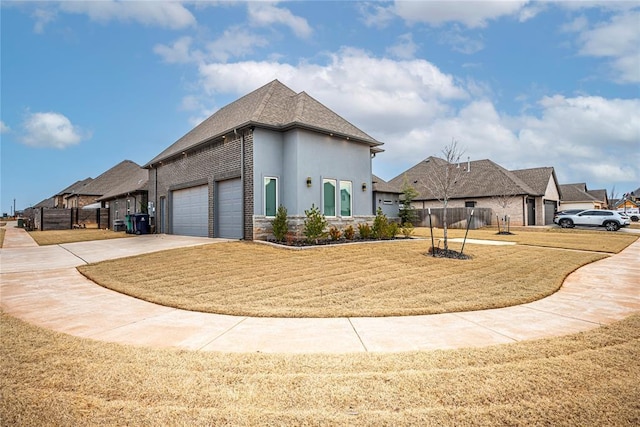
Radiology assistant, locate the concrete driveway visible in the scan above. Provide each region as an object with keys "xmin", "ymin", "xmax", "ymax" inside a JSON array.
[{"xmin": 1, "ymin": 222, "xmax": 638, "ymax": 353}]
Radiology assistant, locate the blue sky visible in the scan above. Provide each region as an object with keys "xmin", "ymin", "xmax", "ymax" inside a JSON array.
[{"xmin": 1, "ymin": 1, "xmax": 639, "ymax": 213}]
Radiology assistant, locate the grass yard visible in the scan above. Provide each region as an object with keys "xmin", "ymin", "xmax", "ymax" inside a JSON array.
[
  {"xmin": 2, "ymin": 311, "xmax": 638, "ymax": 426},
  {"xmin": 413, "ymin": 226, "xmax": 637, "ymax": 253},
  {"xmin": 28, "ymin": 229, "xmax": 132, "ymax": 246},
  {"xmin": 0, "ymin": 225, "xmax": 5, "ymax": 248},
  {"xmin": 79, "ymin": 238, "xmax": 612, "ymax": 318}
]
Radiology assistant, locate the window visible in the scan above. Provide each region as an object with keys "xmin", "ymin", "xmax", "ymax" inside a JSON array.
[
  {"xmin": 126, "ymin": 199, "xmax": 131, "ymax": 214},
  {"xmin": 340, "ymin": 181, "xmax": 352, "ymax": 217},
  {"xmin": 264, "ymin": 177, "xmax": 278, "ymax": 217},
  {"xmin": 465, "ymin": 201, "xmax": 477, "ymax": 208},
  {"xmin": 323, "ymin": 179, "xmax": 336, "ymax": 216}
]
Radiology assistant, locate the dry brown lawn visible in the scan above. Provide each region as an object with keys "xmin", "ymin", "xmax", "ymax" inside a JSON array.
[
  {"xmin": 28, "ymin": 229, "xmax": 132, "ymax": 246},
  {"xmin": 413, "ymin": 226, "xmax": 637, "ymax": 253},
  {"xmin": 79, "ymin": 238, "xmax": 610, "ymax": 318},
  {"xmin": 2, "ymin": 311, "xmax": 638, "ymax": 426},
  {"xmin": 0, "ymin": 226, "xmax": 5, "ymax": 248}
]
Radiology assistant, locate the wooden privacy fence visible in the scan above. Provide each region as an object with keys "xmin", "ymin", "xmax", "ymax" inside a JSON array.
[
  {"xmin": 28, "ymin": 208, "xmax": 110, "ymax": 231},
  {"xmin": 413, "ymin": 207, "xmax": 493, "ymax": 229}
]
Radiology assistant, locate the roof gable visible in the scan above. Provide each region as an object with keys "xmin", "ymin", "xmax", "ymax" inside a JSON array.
[
  {"xmin": 56, "ymin": 178, "xmax": 93, "ymax": 196},
  {"xmin": 146, "ymin": 79, "xmax": 382, "ymax": 166},
  {"xmin": 511, "ymin": 167, "xmax": 558, "ymax": 196}
]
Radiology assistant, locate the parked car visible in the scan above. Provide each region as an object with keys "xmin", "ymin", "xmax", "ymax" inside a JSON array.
[{"xmin": 554, "ymin": 209, "xmax": 631, "ymax": 231}]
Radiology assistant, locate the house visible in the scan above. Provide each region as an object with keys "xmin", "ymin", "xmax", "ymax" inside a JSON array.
[
  {"xmin": 558, "ymin": 183, "xmax": 608, "ymax": 211},
  {"xmin": 388, "ymin": 157, "xmax": 561, "ymax": 226},
  {"xmin": 63, "ymin": 160, "xmax": 145, "ymax": 209},
  {"xmin": 144, "ymin": 79, "xmax": 384, "ymax": 239},
  {"xmin": 372, "ymin": 175, "xmax": 401, "ymax": 218},
  {"xmin": 53, "ymin": 178, "xmax": 93, "ymax": 208},
  {"xmin": 96, "ymin": 164, "xmax": 149, "ymax": 228}
]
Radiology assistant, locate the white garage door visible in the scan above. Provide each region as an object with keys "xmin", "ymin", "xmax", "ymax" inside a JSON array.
[
  {"xmin": 216, "ymin": 179, "xmax": 242, "ymax": 239},
  {"xmin": 172, "ymin": 185, "xmax": 209, "ymax": 237}
]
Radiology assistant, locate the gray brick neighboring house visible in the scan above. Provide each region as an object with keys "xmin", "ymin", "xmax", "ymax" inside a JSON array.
[
  {"xmin": 96, "ymin": 164, "xmax": 149, "ymax": 227},
  {"xmin": 53, "ymin": 178, "xmax": 94, "ymax": 208},
  {"xmin": 63, "ymin": 160, "xmax": 146, "ymax": 210},
  {"xmin": 144, "ymin": 79, "xmax": 384, "ymax": 240},
  {"xmin": 388, "ymin": 158, "xmax": 561, "ymax": 226}
]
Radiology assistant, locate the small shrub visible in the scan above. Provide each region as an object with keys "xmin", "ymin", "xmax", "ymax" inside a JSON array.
[
  {"xmin": 401, "ymin": 222, "xmax": 414, "ymax": 238},
  {"xmin": 386, "ymin": 222, "xmax": 399, "ymax": 239},
  {"xmin": 372, "ymin": 208, "xmax": 389, "ymax": 239},
  {"xmin": 329, "ymin": 226, "xmax": 342, "ymax": 241},
  {"xmin": 344, "ymin": 225, "xmax": 355, "ymax": 240},
  {"xmin": 358, "ymin": 223, "xmax": 372, "ymax": 239},
  {"xmin": 271, "ymin": 205, "xmax": 289, "ymax": 242},
  {"xmin": 303, "ymin": 204, "xmax": 327, "ymax": 243}
]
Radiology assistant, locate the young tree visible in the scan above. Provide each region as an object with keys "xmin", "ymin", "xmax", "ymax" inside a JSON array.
[
  {"xmin": 491, "ymin": 170, "xmax": 518, "ymax": 234},
  {"xmin": 399, "ymin": 174, "xmax": 419, "ymax": 226},
  {"xmin": 421, "ymin": 139, "xmax": 467, "ymax": 252}
]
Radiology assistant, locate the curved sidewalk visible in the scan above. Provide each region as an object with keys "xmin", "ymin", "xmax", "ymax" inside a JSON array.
[{"xmin": 1, "ymin": 223, "xmax": 638, "ymax": 354}]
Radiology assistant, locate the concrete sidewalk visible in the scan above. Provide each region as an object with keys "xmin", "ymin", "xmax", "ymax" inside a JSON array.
[{"xmin": 1, "ymin": 222, "xmax": 638, "ymax": 353}]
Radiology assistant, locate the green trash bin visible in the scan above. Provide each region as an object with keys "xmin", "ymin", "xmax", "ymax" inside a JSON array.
[
  {"xmin": 125, "ymin": 215, "xmax": 134, "ymax": 234},
  {"xmin": 17, "ymin": 218, "xmax": 24, "ymax": 228}
]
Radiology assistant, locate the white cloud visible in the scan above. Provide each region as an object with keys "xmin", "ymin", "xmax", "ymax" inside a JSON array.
[
  {"xmin": 20, "ymin": 112, "xmax": 90, "ymax": 149},
  {"xmin": 393, "ymin": 1, "xmax": 530, "ymax": 28},
  {"xmin": 32, "ymin": 7, "xmax": 57, "ymax": 34},
  {"xmin": 0, "ymin": 121, "xmax": 10, "ymax": 133},
  {"xmin": 50, "ymin": 0, "xmax": 196, "ymax": 30},
  {"xmin": 154, "ymin": 36, "xmax": 199, "ymax": 64},
  {"xmin": 438, "ymin": 26, "xmax": 484, "ymax": 54},
  {"xmin": 247, "ymin": 2, "xmax": 312, "ymax": 38},
  {"xmin": 574, "ymin": 11, "xmax": 640, "ymax": 83},
  {"xmin": 386, "ymin": 33, "xmax": 419, "ymax": 59},
  {"xmin": 358, "ymin": 2, "xmax": 397, "ymax": 28},
  {"xmin": 206, "ymin": 26, "xmax": 270, "ymax": 62}
]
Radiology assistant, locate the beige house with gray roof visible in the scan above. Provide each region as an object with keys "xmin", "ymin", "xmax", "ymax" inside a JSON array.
[
  {"xmin": 389, "ymin": 158, "xmax": 561, "ymax": 226},
  {"xmin": 558, "ymin": 183, "xmax": 608, "ymax": 211},
  {"xmin": 145, "ymin": 80, "xmax": 383, "ymax": 240}
]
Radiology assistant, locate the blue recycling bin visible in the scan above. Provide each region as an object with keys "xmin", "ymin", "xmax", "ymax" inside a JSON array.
[{"xmin": 132, "ymin": 213, "xmax": 150, "ymax": 235}]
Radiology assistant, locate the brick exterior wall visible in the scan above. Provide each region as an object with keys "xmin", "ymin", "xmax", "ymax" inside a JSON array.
[{"xmin": 148, "ymin": 129, "xmax": 253, "ymax": 238}]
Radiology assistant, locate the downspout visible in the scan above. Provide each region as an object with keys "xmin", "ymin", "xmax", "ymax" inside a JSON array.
[
  {"xmin": 155, "ymin": 166, "xmax": 158, "ymax": 234},
  {"xmin": 237, "ymin": 128, "xmax": 245, "ymax": 240}
]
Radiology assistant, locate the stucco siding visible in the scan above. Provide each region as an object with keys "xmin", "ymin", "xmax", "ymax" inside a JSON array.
[{"xmin": 252, "ymin": 128, "xmax": 373, "ymax": 218}]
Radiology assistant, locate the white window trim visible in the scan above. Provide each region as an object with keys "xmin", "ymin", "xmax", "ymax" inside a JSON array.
[
  {"xmin": 339, "ymin": 180, "xmax": 353, "ymax": 217},
  {"xmin": 322, "ymin": 178, "xmax": 337, "ymax": 218},
  {"xmin": 264, "ymin": 176, "xmax": 278, "ymax": 218}
]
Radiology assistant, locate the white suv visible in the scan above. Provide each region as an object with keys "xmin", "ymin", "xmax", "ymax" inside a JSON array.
[{"xmin": 554, "ymin": 209, "xmax": 631, "ymax": 231}]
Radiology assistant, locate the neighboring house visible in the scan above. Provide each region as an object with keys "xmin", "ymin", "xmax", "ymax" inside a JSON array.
[
  {"xmin": 53, "ymin": 178, "xmax": 93, "ymax": 208},
  {"xmin": 144, "ymin": 79, "xmax": 384, "ymax": 240},
  {"xmin": 372, "ymin": 174, "xmax": 401, "ymax": 218},
  {"xmin": 96, "ymin": 165, "xmax": 149, "ymax": 228},
  {"xmin": 64, "ymin": 160, "xmax": 145, "ymax": 209},
  {"xmin": 558, "ymin": 183, "xmax": 608, "ymax": 211},
  {"xmin": 388, "ymin": 158, "xmax": 561, "ymax": 226}
]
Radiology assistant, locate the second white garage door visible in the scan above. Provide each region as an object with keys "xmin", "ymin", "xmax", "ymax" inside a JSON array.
[
  {"xmin": 216, "ymin": 178, "xmax": 242, "ymax": 239},
  {"xmin": 172, "ymin": 185, "xmax": 209, "ymax": 237}
]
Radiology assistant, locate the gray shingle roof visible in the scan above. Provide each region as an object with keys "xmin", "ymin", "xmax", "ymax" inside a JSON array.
[
  {"xmin": 55, "ymin": 178, "xmax": 93, "ymax": 197},
  {"xmin": 372, "ymin": 174, "xmax": 401, "ymax": 193},
  {"xmin": 70, "ymin": 160, "xmax": 145, "ymax": 198},
  {"xmin": 559, "ymin": 183, "xmax": 607, "ymax": 203},
  {"xmin": 389, "ymin": 157, "xmax": 538, "ymax": 200},
  {"xmin": 145, "ymin": 79, "xmax": 383, "ymax": 166},
  {"xmin": 97, "ymin": 166, "xmax": 148, "ymax": 201},
  {"xmin": 511, "ymin": 167, "xmax": 557, "ymax": 196}
]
